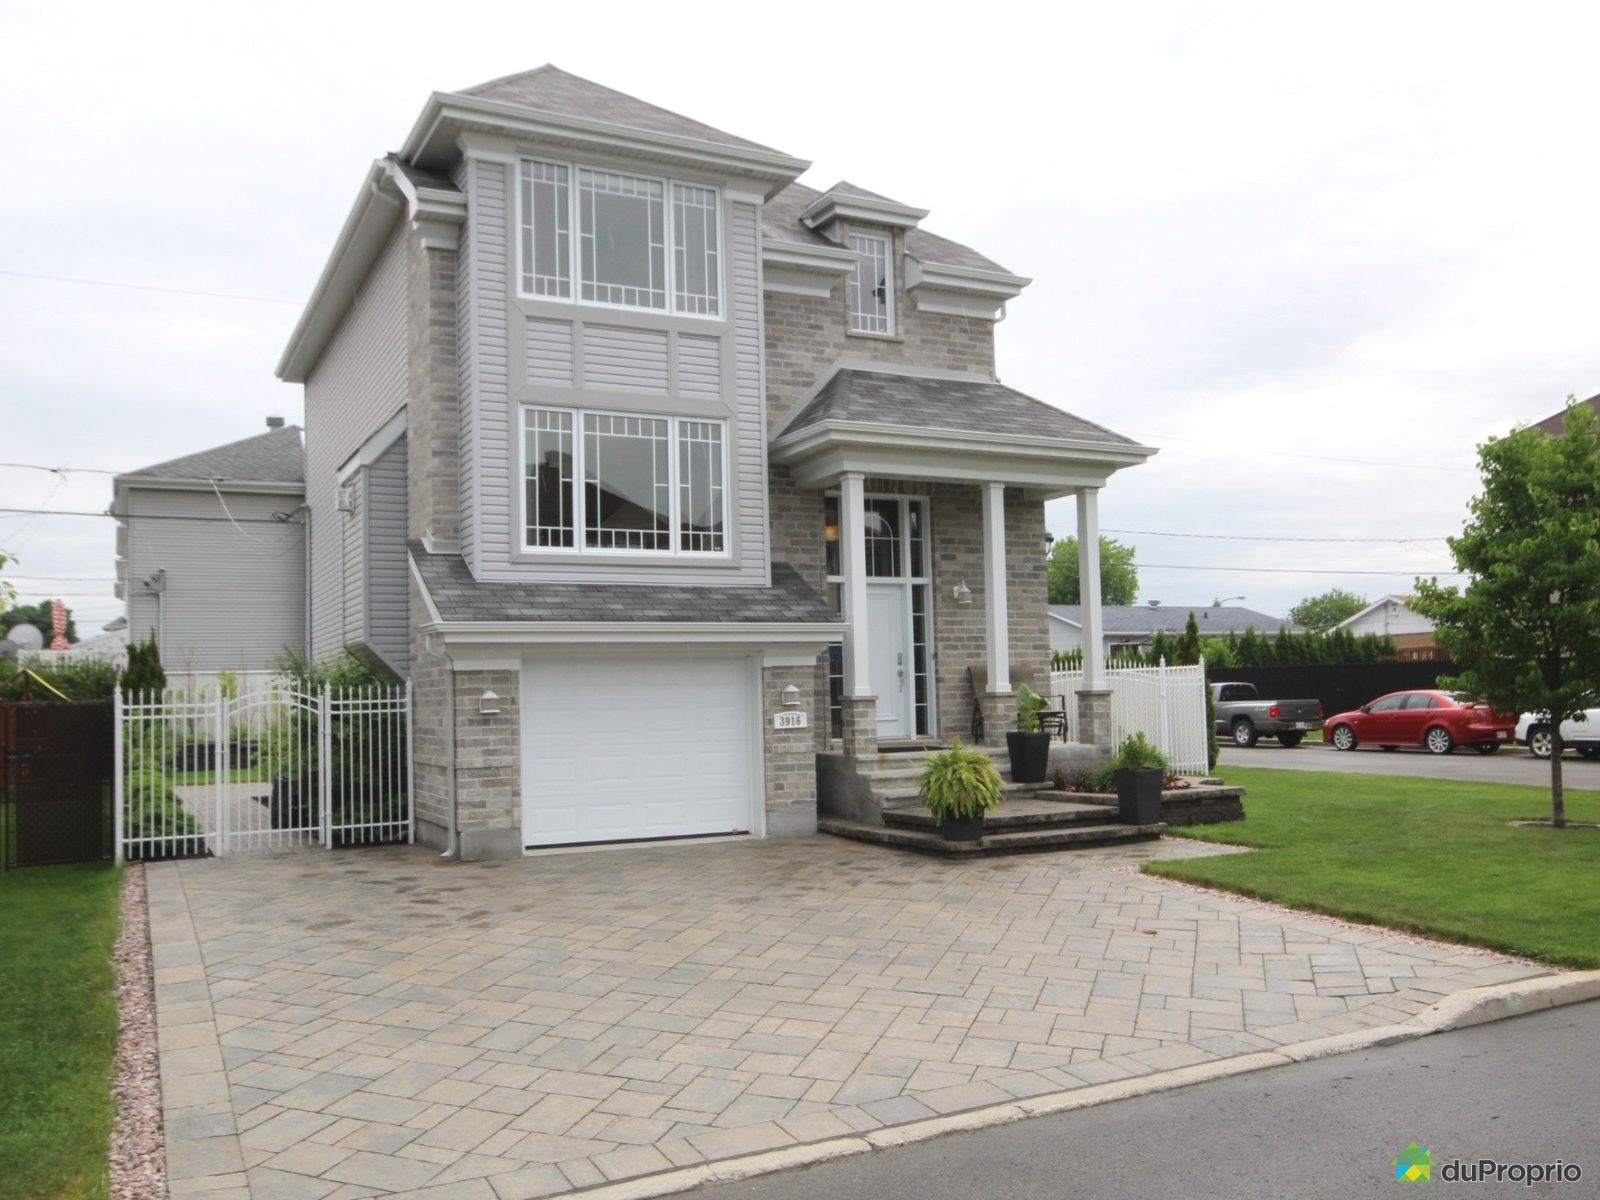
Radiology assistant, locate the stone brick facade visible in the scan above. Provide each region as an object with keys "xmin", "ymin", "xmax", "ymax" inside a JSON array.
[
  {"xmin": 762, "ymin": 664, "xmax": 819, "ymax": 836},
  {"xmin": 406, "ymin": 230, "xmax": 459, "ymax": 545},
  {"xmin": 452, "ymin": 667, "xmax": 521, "ymax": 859},
  {"xmin": 1077, "ymin": 689, "xmax": 1113, "ymax": 750},
  {"xmin": 409, "ymin": 583, "xmax": 452, "ymax": 850},
  {"xmin": 841, "ymin": 694, "xmax": 877, "ymax": 758}
]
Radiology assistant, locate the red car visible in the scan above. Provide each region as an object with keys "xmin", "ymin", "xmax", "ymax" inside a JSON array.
[{"xmin": 1324, "ymin": 690, "xmax": 1516, "ymax": 755}]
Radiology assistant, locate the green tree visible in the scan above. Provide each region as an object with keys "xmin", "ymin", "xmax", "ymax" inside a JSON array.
[
  {"xmin": 1288, "ymin": 588, "xmax": 1367, "ymax": 634},
  {"xmin": 1413, "ymin": 400, "xmax": 1600, "ymax": 828},
  {"xmin": 121, "ymin": 635, "xmax": 167, "ymax": 697},
  {"xmin": 0, "ymin": 549, "xmax": 16, "ymax": 616},
  {"xmin": 1047, "ymin": 535, "xmax": 1138, "ymax": 605},
  {"xmin": 1, "ymin": 599, "xmax": 78, "ymax": 645}
]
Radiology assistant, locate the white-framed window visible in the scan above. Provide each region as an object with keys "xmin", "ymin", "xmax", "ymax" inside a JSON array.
[
  {"xmin": 522, "ymin": 405, "xmax": 727, "ymax": 556},
  {"xmin": 517, "ymin": 158, "xmax": 722, "ymax": 318},
  {"xmin": 848, "ymin": 232, "xmax": 892, "ymax": 334}
]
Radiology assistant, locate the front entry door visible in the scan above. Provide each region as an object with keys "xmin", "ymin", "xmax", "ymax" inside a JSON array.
[{"xmin": 868, "ymin": 584, "xmax": 910, "ymax": 738}]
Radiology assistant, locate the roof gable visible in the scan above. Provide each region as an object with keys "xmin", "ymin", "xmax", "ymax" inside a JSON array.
[{"xmin": 119, "ymin": 426, "xmax": 304, "ymax": 486}]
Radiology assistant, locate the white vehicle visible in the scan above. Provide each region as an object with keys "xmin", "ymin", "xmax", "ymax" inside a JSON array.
[{"xmin": 1515, "ymin": 709, "xmax": 1600, "ymax": 759}]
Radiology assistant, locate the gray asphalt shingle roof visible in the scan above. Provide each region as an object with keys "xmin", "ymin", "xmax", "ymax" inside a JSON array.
[
  {"xmin": 459, "ymin": 65, "xmax": 789, "ymax": 158},
  {"xmin": 1049, "ymin": 604, "xmax": 1291, "ymax": 635},
  {"xmin": 411, "ymin": 543, "xmax": 840, "ymax": 625},
  {"xmin": 782, "ymin": 369, "xmax": 1140, "ymax": 446},
  {"xmin": 762, "ymin": 180, "xmax": 1011, "ymax": 275},
  {"xmin": 119, "ymin": 426, "xmax": 304, "ymax": 485}
]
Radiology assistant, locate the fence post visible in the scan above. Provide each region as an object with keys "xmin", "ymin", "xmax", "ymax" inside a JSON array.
[
  {"xmin": 320, "ymin": 685, "xmax": 333, "ymax": 849},
  {"xmin": 214, "ymin": 688, "xmax": 228, "ymax": 856},
  {"xmin": 112, "ymin": 689, "xmax": 124, "ymax": 865},
  {"xmin": 405, "ymin": 679, "xmax": 415, "ymax": 844},
  {"xmin": 1159, "ymin": 656, "xmax": 1172, "ymax": 760}
]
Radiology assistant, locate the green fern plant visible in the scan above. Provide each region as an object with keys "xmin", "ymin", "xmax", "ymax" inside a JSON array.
[
  {"xmin": 919, "ymin": 737, "xmax": 1004, "ymax": 821},
  {"xmin": 1092, "ymin": 732, "xmax": 1173, "ymax": 792}
]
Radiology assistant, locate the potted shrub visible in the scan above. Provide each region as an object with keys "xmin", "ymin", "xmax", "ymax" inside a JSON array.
[
  {"xmin": 919, "ymin": 737, "xmax": 1004, "ymax": 841},
  {"xmin": 1005, "ymin": 683, "xmax": 1052, "ymax": 783},
  {"xmin": 1104, "ymin": 732, "xmax": 1171, "ymax": 826}
]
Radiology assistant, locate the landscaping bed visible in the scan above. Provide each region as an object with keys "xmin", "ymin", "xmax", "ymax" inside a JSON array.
[
  {"xmin": 1147, "ymin": 765, "xmax": 1600, "ymax": 968},
  {"xmin": 1051, "ymin": 781, "xmax": 1245, "ymax": 825}
]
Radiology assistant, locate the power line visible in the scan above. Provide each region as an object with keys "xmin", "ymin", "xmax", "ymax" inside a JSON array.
[
  {"xmin": 1103, "ymin": 527, "xmax": 1450, "ymax": 544},
  {"xmin": 0, "ymin": 507, "xmax": 302, "ymax": 525},
  {"xmin": 6, "ymin": 575, "xmax": 118, "ymax": 583},
  {"xmin": 0, "ymin": 268, "xmax": 302, "ymax": 306},
  {"xmin": 0, "ymin": 461, "xmax": 120, "ymax": 475},
  {"xmin": 1129, "ymin": 431, "xmax": 1477, "ymax": 474},
  {"xmin": 1135, "ymin": 561, "xmax": 1463, "ymax": 577}
]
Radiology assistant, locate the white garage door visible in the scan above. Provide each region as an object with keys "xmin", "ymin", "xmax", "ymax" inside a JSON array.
[{"xmin": 521, "ymin": 655, "xmax": 756, "ymax": 847}]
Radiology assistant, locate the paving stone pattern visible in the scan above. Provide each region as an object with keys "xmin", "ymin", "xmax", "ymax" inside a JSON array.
[{"xmin": 147, "ymin": 839, "xmax": 1547, "ymax": 1198}]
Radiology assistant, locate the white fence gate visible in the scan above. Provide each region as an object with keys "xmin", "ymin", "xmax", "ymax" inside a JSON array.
[
  {"xmin": 1051, "ymin": 657, "xmax": 1210, "ymax": 775},
  {"xmin": 115, "ymin": 682, "xmax": 412, "ymax": 861}
]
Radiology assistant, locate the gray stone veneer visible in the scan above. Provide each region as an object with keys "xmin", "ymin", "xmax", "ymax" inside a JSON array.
[
  {"xmin": 762, "ymin": 664, "xmax": 819, "ymax": 837},
  {"xmin": 841, "ymin": 694, "xmax": 877, "ymax": 757},
  {"xmin": 1077, "ymin": 689, "xmax": 1113, "ymax": 750},
  {"xmin": 406, "ymin": 230, "xmax": 459, "ymax": 545}
]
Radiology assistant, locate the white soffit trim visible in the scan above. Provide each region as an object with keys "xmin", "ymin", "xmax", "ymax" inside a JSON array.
[
  {"xmin": 113, "ymin": 477, "xmax": 305, "ymax": 498},
  {"xmin": 402, "ymin": 92, "xmax": 811, "ymax": 194},
  {"xmin": 800, "ymin": 191, "xmax": 929, "ymax": 231},
  {"xmin": 761, "ymin": 241, "xmax": 858, "ymax": 297},
  {"xmin": 771, "ymin": 418, "xmax": 1158, "ymax": 466},
  {"xmin": 423, "ymin": 621, "xmax": 844, "ymax": 649},
  {"xmin": 337, "ymin": 409, "xmax": 408, "ymax": 481},
  {"xmin": 905, "ymin": 257, "xmax": 1032, "ymax": 319},
  {"xmin": 407, "ymin": 553, "xmax": 445, "ymax": 626}
]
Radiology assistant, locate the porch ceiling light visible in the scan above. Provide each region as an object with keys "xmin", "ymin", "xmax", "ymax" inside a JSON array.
[
  {"xmin": 479, "ymin": 690, "xmax": 502, "ymax": 716},
  {"xmin": 953, "ymin": 581, "xmax": 973, "ymax": 605},
  {"xmin": 782, "ymin": 684, "xmax": 802, "ymax": 707}
]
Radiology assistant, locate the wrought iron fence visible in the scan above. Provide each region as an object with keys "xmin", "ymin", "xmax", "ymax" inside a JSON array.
[{"xmin": 116, "ymin": 682, "xmax": 412, "ymax": 861}]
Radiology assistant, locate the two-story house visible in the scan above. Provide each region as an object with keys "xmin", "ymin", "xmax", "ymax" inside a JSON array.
[{"xmin": 276, "ymin": 67, "xmax": 1153, "ymax": 860}]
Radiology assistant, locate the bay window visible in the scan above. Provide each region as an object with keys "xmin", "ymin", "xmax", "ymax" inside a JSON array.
[
  {"xmin": 523, "ymin": 406, "xmax": 727, "ymax": 555},
  {"xmin": 518, "ymin": 158, "xmax": 721, "ymax": 318}
]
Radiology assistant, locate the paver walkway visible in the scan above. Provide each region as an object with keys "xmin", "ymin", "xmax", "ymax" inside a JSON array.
[{"xmin": 146, "ymin": 837, "xmax": 1548, "ymax": 1198}]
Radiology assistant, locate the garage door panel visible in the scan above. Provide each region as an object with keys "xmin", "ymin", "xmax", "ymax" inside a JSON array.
[{"xmin": 522, "ymin": 656, "xmax": 755, "ymax": 846}]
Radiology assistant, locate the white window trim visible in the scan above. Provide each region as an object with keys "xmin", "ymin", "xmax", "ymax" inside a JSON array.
[
  {"xmin": 847, "ymin": 232, "xmax": 894, "ymax": 335},
  {"xmin": 515, "ymin": 157, "xmax": 726, "ymax": 320},
  {"xmin": 520, "ymin": 404, "xmax": 731, "ymax": 559}
]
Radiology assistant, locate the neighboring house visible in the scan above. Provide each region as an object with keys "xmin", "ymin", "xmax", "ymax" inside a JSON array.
[
  {"xmin": 1049, "ymin": 602, "xmax": 1290, "ymax": 657},
  {"xmin": 112, "ymin": 421, "xmax": 307, "ymax": 677},
  {"xmin": 1334, "ymin": 594, "xmax": 1442, "ymax": 660},
  {"xmin": 1532, "ymin": 391, "xmax": 1599, "ymax": 435},
  {"xmin": 21, "ymin": 620, "xmax": 129, "ymax": 669},
  {"xmin": 275, "ymin": 66, "xmax": 1153, "ymax": 860}
]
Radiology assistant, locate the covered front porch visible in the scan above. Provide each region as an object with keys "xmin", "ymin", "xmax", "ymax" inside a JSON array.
[{"xmin": 769, "ymin": 367, "xmax": 1157, "ymax": 762}]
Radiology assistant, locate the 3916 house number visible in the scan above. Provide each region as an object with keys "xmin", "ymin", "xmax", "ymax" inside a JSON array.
[{"xmin": 772, "ymin": 711, "xmax": 808, "ymax": 730}]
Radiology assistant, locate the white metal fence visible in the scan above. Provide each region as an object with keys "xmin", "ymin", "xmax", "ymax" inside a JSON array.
[
  {"xmin": 1052, "ymin": 657, "xmax": 1210, "ymax": 774},
  {"xmin": 115, "ymin": 682, "xmax": 412, "ymax": 861}
]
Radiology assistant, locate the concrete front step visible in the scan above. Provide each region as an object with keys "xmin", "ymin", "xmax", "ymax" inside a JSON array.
[
  {"xmin": 818, "ymin": 816, "xmax": 1165, "ymax": 856},
  {"xmin": 883, "ymin": 797, "xmax": 1119, "ymax": 832},
  {"xmin": 874, "ymin": 779, "xmax": 1038, "ymax": 805}
]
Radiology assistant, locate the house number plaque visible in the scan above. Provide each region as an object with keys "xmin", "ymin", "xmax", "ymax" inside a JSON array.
[{"xmin": 772, "ymin": 711, "xmax": 808, "ymax": 730}]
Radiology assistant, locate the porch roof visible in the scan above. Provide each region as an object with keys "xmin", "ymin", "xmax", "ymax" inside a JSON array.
[{"xmin": 770, "ymin": 368, "xmax": 1156, "ymax": 496}]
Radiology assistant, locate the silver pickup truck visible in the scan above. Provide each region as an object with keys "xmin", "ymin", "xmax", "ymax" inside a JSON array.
[{"xmin": 1212, "ymin": 682, "xmax": 1323, "ymax": 748}]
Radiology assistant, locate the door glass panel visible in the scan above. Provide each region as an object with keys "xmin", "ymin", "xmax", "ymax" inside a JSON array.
[
  {"xmin": 824, "ymin": 495, "xmax": 841, "ymax": 577},
  {"xmin": 1370, "ymin": 695, "xmax": 1405, "ymax": 712},
  {"xmin": 1403, "ymin": 694, "xmax": 1436, "ymax": 710},
  {"xmin": 911, "ymin": 584, "xmax": 931, "ymax": 736},
  {"xmin": 864, "ymin": 499, "xmax": 902, "ymax": 577},
  {"xmin": 908, "ymin": 499, "xmax": 926, "ymax": 578}
]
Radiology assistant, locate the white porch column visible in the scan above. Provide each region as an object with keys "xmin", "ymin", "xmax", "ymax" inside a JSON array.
[
  {"xmin": 982, "ymin": 481, "xmax": 1010, "ymax": 693},
  {"xmin": 1076, "ymin": 486, "xmax": 1105, "ymax": 690},
  {"xmin": 839, "ymin": 472, "xmax": 871, "ymax": 698}
]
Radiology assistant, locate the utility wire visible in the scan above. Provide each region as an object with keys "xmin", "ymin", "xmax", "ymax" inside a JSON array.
[
  {"xmin": 1136, "ymin": 561, "xmax": 1463, "ymax": 577},
  {"xmin": 0, "ymin": 268, "xmax": 302, "ymax": 306},
  {"xmin": 0, "ymin": 507, "xmax": 301, "ymax": 525},
  {"xmin": 1129, "ymin": 430, "xmax": 1476, "ymax": 474},
  {"xmin": 1103, "ymin": 527, "xmax": 1450, "ymax": 544}
]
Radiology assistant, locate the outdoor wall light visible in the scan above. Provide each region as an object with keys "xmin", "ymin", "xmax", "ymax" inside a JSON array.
[
  {"xmin": 479, "ymin": 690, "xmax": 502, "ymax": 716},
  {"xmin": 953, "ymin": 582, "xmax": 973, "ymax": 605},
  {"xmin": 781, "ymin": 684, "xmax": 802, "ymax": 707},
  {"xmin": 824, "ymin": 522, "xmax": 839, "ymax": 542}
]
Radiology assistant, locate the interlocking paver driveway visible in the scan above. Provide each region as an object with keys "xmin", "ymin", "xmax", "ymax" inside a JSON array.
[{"xmin": 146, "ymin": 837, "xmax": 1548, "ymax": 1198}]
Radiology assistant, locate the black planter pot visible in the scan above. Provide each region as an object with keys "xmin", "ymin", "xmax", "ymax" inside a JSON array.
[
  {"xmin": 937, "ymin": 812, "xmax": 986, "ymax": 842},
  {"xmin": 1006, "ymin": 731, "xmax": 1051, "ymax": 784},
  {"xmin": 1116, "ymin": 767, "xmax": 1165, "ymax": 826}
]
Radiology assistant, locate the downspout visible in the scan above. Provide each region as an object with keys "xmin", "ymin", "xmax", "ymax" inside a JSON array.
[
  {"xmin": 439, "ymin": 638, "xmax": 459, "ymax": 859},
  {"xmin": 301, "ymin": 504, "xmax": 313, "ymax": 656}
]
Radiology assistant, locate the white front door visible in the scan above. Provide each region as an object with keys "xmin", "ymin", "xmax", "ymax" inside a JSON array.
[
  {"xmin": 868, "ymin": 583, "xmax": 910, "ymax": 738},
  {"xmin": 520, "ymin": 655, "xmax": 756, "ymax": 847}
]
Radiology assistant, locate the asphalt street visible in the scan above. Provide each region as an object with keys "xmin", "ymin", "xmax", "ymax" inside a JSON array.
[
  {"xmin": 1218, "ymin": 739, "xmax": 1600, "ymax": 786},
  {"xmin": 692, "ymin": 1000, "xmax": 1600, "ymax": 1200}
]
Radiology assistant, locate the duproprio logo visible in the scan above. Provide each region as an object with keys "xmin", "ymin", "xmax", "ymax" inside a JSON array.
[{"xmin": 1394, "ymin": 1143, "xmax": 1432, "ymax": 1182}]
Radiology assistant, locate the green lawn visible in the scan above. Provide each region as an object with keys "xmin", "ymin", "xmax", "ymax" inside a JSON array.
[
  {"xmin": 0, "ymin": 864, "xmax": 121, "ymax": 1200},
  {"xmin": 1149, "ymin": 766, "xmax": 1600, "ymax": 968}
]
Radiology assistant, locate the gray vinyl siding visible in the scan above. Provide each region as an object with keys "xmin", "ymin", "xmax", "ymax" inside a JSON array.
[
  {"xmin": 339, "ymin": 473, "xmax": 365, "ymax": 646},
  {"xmin": 123, "ymin": 485, "xmax": 305, "ymax": 672},
  {"xmin": 303, "ymin": 219, "xmax": 409, "ymax": 659},
  {"xmin": 364, "ymin": 438, "xmax": 409, "ymax": 672},
  {"xmin": 458, "ymin": 151, "xmax": 768, "ymax": 586}
]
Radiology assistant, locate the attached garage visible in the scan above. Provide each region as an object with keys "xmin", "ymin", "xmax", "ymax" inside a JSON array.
[{"xmin": 520, "ymin": 654, "xmax": 760, "ymax": 847}]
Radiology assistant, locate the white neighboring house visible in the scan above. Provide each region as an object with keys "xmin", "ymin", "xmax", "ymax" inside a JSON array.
[
  {"xmin": 19, "ymin": 618, "xmax": 129, "ymax": 669},
  {"xmin": 113, "ymin": 420, "xmax": 307, "ymax": 690},
  {"xmin": 1333, "ymin": 594, "xmax": 1442, "ymax": 660},
  {"xmin": 1049, "ymin": 602, "xmax": 1291, "ymax": 658}
]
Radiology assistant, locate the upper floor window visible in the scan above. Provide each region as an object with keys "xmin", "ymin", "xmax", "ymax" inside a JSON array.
[
  {"xmin": 848, "ymin": 232, "xmax": 892, "ymax": 334},
  {"xmin": 522, "ymin": 405, "xmax": 727, "ymax": 556},
  {"xmin": 518, "ymin": 159, "xmax": 721, "ymax": 318}
]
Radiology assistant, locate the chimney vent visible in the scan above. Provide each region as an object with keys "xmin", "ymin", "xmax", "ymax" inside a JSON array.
[
  {"xmin": 266, "ymin": 416, "xmax": 285, "ymax": 429},
  {"xmin": 1147, "ymin": 599, "xmax": 1160, "ymax": 608}
]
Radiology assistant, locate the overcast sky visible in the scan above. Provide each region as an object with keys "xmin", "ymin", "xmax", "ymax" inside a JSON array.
[{"xmin": 3, "ymin": 1, "xmax": 1597, "ymax": 634}]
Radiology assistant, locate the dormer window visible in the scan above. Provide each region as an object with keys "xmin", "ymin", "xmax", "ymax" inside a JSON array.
[
  {"xmin": 848, "ymin": 232, "xmax": 892, "ymax": 334},
  {"xmin": 517, "ymin": 158, "xmax": 721, "ymax": 318}
]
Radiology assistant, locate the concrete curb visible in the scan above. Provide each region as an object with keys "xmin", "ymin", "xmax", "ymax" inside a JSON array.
[{"xmin": 573, "ymin": 971, "xmax": 1600, "ymax": 1200}]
